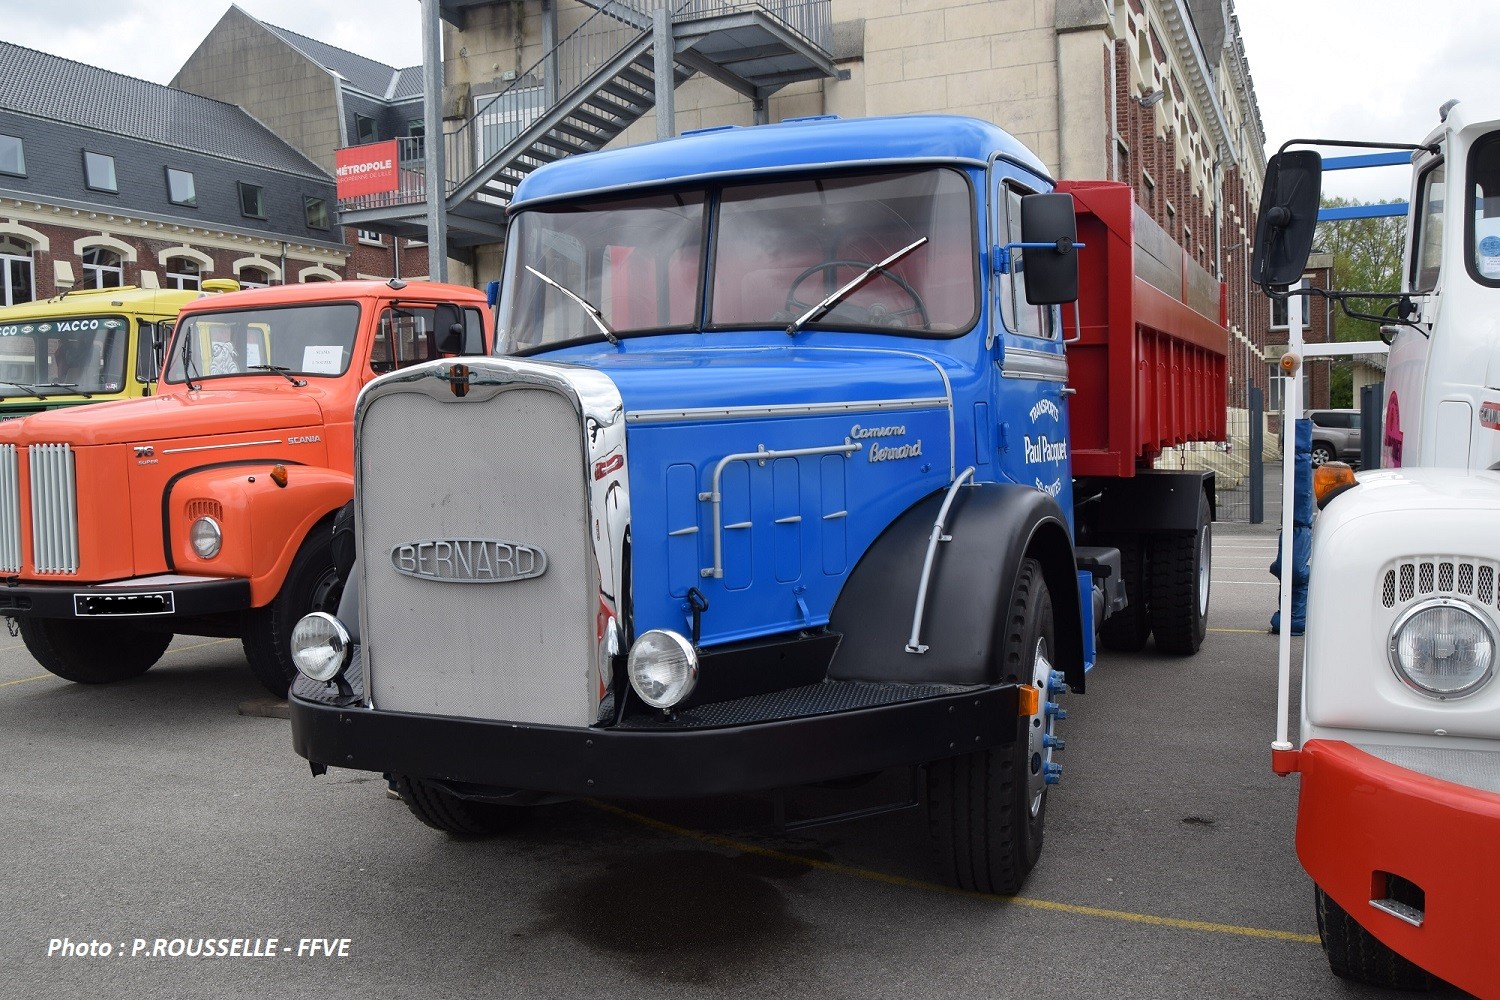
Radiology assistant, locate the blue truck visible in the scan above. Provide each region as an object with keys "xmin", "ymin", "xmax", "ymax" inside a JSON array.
[{"xmin": 287, "ymin": 115, "xmax": 1226, "ymax": 893}]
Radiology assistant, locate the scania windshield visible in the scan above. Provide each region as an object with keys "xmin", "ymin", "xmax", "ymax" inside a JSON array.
[
  {"xmin": 164, "ymin": 303, "xmax": 360, "ymax": 384},
  {"xmin": 496, "ymin": 167, "xmax": 977, "ymax": 354},
  {"xmin": 0, "ymin": 314, "xmax": 129, "ymax": 395}
]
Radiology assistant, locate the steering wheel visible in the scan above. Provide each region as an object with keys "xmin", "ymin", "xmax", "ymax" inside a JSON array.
[{"xmin": 784, "ymin": 259, "xmax": 930, "ymax": 329}]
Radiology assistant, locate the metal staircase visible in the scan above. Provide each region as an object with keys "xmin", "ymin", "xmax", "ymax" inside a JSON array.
[{"xmin": 340, "ymin": 0, "xmax": 835, "ymax": 258}]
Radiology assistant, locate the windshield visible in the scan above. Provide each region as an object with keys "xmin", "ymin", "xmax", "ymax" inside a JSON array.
[
  {"xmin": 164, "ymin": 303, "xmax": 360, "ymax": 384},
  {"xmin": 496, "ymin": 167, "xmax": 977, "ymax": 353},
  {"xmin": 0, "ymin": 314, "xmax": 129, "ymax": 395}
]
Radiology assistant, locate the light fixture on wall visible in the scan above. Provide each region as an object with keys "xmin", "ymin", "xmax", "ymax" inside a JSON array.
[{"xmin": 1134, "ymin": 89, "xmax": 1165, "ymax": 109}]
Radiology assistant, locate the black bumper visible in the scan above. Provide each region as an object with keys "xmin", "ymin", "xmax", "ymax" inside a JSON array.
[
  {"xmin": 0, "ymin": 576, "xmax": 252, "ymax": 619},
  {"xmin": 290, "ymin": 681, "xmax": 1020, "ymax": 800}
]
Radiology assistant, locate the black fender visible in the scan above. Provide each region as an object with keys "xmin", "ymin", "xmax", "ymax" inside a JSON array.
[
  {"xmin": 1075, "ymin": 469, "xmax": 1215, "ymax": 536},
  {"xmin": 827, "ymin": 482, "xmax": 1085, "ymax": 693}
]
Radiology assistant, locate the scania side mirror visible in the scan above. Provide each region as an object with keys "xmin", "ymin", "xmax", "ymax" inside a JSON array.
[
  {"xmin": 1251, "ymin": 150, "xmax": 1322, "ymax": 288},
  {"xmin": 433, "ymin": 303, "xmax": 467, "ymax": 355},
  {"xmin": 1020, "ymin": 193, "xmax": 1080, "ymax": 304},
  {"xmin": 141, "ymin": 322, "xmax": 167, "ymax": 383}
]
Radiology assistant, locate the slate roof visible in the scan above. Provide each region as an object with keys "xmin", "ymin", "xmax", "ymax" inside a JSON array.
[
  {"xmin": 261, "ymin": 21, "xmax": 421, "ymax": 102},
  {"xmin": 0, "ymin": 40, "xmax": 328, "ymax": 178}
]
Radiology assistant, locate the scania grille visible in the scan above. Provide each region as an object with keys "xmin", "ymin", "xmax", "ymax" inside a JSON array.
[
  {"xmin": 358, "ymin": 384, "xmax": 596, "ymax": 727},
  {"xmin": 29, "ymin": 443, "xmax": 78, "ymax": 574},
  {"xmin": 0, "ymin": 445, "xmax": 19, "ymax": 573}
]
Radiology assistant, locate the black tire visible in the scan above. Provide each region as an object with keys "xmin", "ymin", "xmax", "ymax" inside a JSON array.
[
  {"xmin": 1310, "ymin": 442, "xmax": 1334, "ymax": 466},
  {"xmin": 928, "ymin": 558, "xmax": 1053, "ymax": 894},
  {"xmin": 397, "ymin": 775, "xmax": 530, "ymax": 836},
  {"xmin": 1315, "ymin": 886, "xmax": 1433, "ymax": 991},
  {"xmin": 1149, "ymin": 490, "xmax": 1210, "ymax": 655},
  {"xmin": 1099, "ymin": 535, "xmax": 1151, "ymax": 652},
  {"xmin": 18, "ymin": 618, "xmax": 173, "ymax": 684},
  {"xmin": 241, "ymin": 522, "xmax": 342, "ymax": 697}
]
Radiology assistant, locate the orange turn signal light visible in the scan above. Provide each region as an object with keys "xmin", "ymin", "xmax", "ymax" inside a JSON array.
[
  {"xmin": 1017, "ymin": 684, "xmax": 1040, "ymax": 717},
  {"xmin": 1313, "ymin": 461, "xmax": 1355, "ymax": 504},
  {"xmin": 269, "ymin": 464, "xmax": 289, "ymax": 489},
  {"xmin": 1280, "ymin": 352, "xmax": 1300, "ymax": 374}
]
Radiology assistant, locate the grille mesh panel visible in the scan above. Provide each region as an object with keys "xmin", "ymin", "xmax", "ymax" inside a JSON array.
[
  {"xmin": 1381, "ymin": 557, "xmax": 1500, "ymax": 614},
  {"xmin": 0, "ymin": 445, "xmax": 19, "ymax": 573},
  {"xmin": 359, "ymin": 387, "xmax": 594, "ymax": 727},
  {"xmin": 29, "ymin": 443, "xmax": 78, "ymax": 574}
]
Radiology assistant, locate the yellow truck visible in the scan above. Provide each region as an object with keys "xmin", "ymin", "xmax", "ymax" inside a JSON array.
[{"xmin": 0, "ymin": 280, "xmax": 236, "ymax": 419}]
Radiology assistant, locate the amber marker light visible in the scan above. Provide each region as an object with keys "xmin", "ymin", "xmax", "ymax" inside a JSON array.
[
  {"xmin": 1017, "ymin": 684, "xmax": 1040, "ymax": 717},
  {"xmin": 1279, "ymin": 352, "xmax": 1300, "ymax": 374},
  {"xmin": 1313, "ymin": 461, "xmax": 1355, "ymax": 505},
  {"xmin": 270, "ymin": 464, "xmax": 289, "ymax": 488}
]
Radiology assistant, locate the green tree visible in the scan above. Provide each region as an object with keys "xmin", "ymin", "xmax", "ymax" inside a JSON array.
[{"xmin": 1315, "ymin": 197, "xmax": 1405, "ymax": 406}]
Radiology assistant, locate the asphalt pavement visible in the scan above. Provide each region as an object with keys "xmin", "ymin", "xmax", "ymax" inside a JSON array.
[{"xmin": 0, "ymin": 522, "xmax": 1474, "ymax": 999}]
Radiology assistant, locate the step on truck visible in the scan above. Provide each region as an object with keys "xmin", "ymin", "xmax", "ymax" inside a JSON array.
[
  {"xmin": 0, "ymin": 280, "xmax": 238, "ymax": 420},
  {"xmin": 289, "ymin": 115, "xmax": 1226, "ymax": 892},
  {"xmin": 0, "ymin": 279, "xmax": 490, "ymax": 696},
  {"xmin": 1256, "ymin": 99, "xmax": 1500, "ymax": 994}
]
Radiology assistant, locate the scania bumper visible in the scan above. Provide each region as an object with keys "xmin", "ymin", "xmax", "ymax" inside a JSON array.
[
  {"xmin": 1291, "ymin": 738, "xmax": 1500, "ymax": 996},
  {"xmin": 0, "ymin": 574, "xmax": 251, "ymax": 618}
]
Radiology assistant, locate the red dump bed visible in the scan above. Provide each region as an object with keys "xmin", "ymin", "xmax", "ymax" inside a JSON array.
[{"xmin": 1059, "ymin": 180, "xmax": 1228, "ymax": 478}]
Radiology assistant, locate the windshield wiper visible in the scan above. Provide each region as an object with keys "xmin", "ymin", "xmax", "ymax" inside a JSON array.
[
  {"xmin": 247, "ymin": 365, "xmax": 308, "ymax": 387},
  {"xmin": 180, "ymin": 331, "xmax": 202, "ymax": 391},
  {"xmin": 0, "ymin": 381, "xmax": 47, "ymax": 401},
  {"xmin": 525, "ymin": 265, "xmax": 618, "ymax": 346},
  {"xmin": 29, "ymin": 382, "xmax": 93, "ymax": 399},
  {"xmin": 786, "ymin": 236, "xmax": 929, "ymax": 336}
]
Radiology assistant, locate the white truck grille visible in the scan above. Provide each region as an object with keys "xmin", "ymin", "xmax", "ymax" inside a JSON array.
[
  {"xmin": 358, "ymin": 385, "xmax": 596, "ymax": 727},
  {"xmin": 1381, "ymin": 558, "xmax": 1499, "ymax": 611},
  {"xmin": 0, "ymin": 445, "xmax": 20, "ymax": 573},
  {"xmin": 28, "ymin": 443, "xmax": 78, "ymax": 574}
]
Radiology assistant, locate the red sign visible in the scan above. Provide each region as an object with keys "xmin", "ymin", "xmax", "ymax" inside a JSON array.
[{"xmin": 335, "ymin": 141, "xmax": 399, "ymax": 198}]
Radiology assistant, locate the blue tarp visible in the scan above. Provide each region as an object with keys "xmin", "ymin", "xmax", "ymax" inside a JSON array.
[{"xmin": 1269, "ymin": 418, "xmax": 1312, "ymax": 635}]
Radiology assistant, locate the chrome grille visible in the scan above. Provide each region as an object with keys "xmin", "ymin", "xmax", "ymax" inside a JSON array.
[
  {"xmin": 0, "ymin": 445, "xmax": 19, "ymax": 573},
  {"xmin": 358, "ymin": 384, "xmax": 595, "ymax": 727},
  {"xmin": 1381, "ymin": 557, "xmax": 1500, "ymax": 613},
  {"xmin": 29, "ymin": 443, "xmax": 78, "ymax": 574}
]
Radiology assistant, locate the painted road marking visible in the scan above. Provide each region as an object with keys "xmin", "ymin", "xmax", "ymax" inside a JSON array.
[
  {"xmin": 594, "ymin": 803, "xmax": 1319, "ymax": 945},
  {"xmin": 0, "ymin": 637, "xmax": 238, "ymax": 689},
  {"xmin": 0, "ymin": 673, "xmax": 49, "ymax": 689}
]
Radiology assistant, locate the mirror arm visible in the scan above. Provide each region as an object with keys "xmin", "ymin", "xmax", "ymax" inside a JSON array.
[{"xmin": 992, "ymin": 239, "xmax": 1086, "ymax": 275}]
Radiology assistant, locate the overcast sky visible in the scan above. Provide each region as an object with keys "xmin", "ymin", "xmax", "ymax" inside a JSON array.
[{"xmin": 4, "ymin": 0, "xmax": 1498, "ymax": 203}]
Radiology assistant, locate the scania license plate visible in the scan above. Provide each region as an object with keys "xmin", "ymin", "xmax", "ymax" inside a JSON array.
[{"xmin": 73, "ymin": 592, "xmax": 175, "ymax": 616}]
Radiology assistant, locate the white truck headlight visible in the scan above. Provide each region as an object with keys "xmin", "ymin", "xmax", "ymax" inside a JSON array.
[
  {"xmin": 190, "ymin": 516, "xmax": 222, "ymax": 559},
  {"xmin": 627, "ymin": 629, "xmax": 698, "ymax": 709},
  {"xmin": 291, "ymin": 612, "xmax": 352, "ymax": 682},
  {"xmin": 1389, "ymin": 598, "xmax": 1496, "ymax": 699}
]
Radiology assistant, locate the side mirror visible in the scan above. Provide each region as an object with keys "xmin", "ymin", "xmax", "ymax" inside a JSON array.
[
  {"xmin": 1251, "ymin": 151, "xmax": 1323, "ymax": 287},
  {"xmin": 433, "ymin": 303, "xmax": 466, "ymax": 354},
  {"xmin": 139, "ymin": 322, "xmax": 166, "ymax": 383},
  {"xmin": 1020, "ymin": 193, "xmax": 1080, "ymax": 305}
]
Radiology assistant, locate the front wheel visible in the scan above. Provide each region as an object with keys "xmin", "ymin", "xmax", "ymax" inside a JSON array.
[
  {"xmin": 1310, "ymin": 443, "xmax": 1334, "ymax": 466},
  {"xmin": 1148, "ymin": 490, "xmax": 1210, "ymax": 654},
  {"xmin": 397, "ymin": 776, "xmax": 531, "ymax": 836},
  {"xmin": 242, "ymin": 523, "xmax": 342, "ymax": 697},
  {"xmin": 18, "ymin": 618, "xmax": 173, "ymax": 683},
  {"xmin": 1315, "ymin": 887, "xmax": 1433, "ymax": 991},
  {"xmin": 927, "ymin": 557, "xmax": 1054, "ymax": 894}
]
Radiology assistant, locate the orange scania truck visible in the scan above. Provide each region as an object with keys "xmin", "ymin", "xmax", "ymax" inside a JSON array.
[{"xmin": 0, "ymin": 278, "xmax": 489, "ymax": 695}]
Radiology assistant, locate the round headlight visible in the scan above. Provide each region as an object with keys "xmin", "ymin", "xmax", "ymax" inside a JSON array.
[
  {"xmin": 190, "ymin": 516, "xmax": 222, "ymax": 559},
  {"xmin": 291, "ymin": 612, "xmax": 351, "ymax": 683},
  {"xmin": 1389, "ymin": 599, "xmax": 1496, "ymax": 699},
  {"xmin": 627, "ymin": 629, "xmax": 698, "ymax": 710}
]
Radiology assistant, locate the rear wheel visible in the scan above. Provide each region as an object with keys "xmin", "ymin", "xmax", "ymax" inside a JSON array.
[
  {"xmin": 1099, "ymin": 535, "xmax": 1151, "ymax": 652},
  {"xmin": 397, "ymin": 776, "xmax": 531, "ymax": 836},
  {"xmin": 928, "ymin": 558, "xmax": 1054, "ymax": 894},
  {"xmin": 1315, "ymin": 886, "xmax": 1433, "ymax": 991},
  {"xmin": 242, "ymin": 523, "xmax": 342, "ymax": 697},
  {"xmin": 1149, "ymin": 490, "xmax": 1210, "ymax": 654},
  {"xmin": 18, "ymin": 618, "xmax": 173, "ymax": 683}
]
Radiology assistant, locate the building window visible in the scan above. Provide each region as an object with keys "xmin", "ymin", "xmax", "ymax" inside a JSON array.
[
  {"xmin": 355, "ymin": 114, "xmax": 378, "ymax": 145},
  {"xmin": 405, "ymin": 119, "xmax": 425, "ymax": 161},
  {"xmin": 1270, "ymin": 278, "xmax": 1310, "ymax": 330},
  {"xmin": 239, "ymin": 266, "xmax": 271, "ymax": 289},
  {"xmin": 0, "ymin": 237, "xmax": 34, "ymax": 306},
  {"xmin": 164, "ymin": 257, "xmax": 201, "ymax": 290},
  {"xmin": 81, "ymin": 246, "xmax": 124, "ymax": 288},
  {"xmin": 238, "ymin": 182, "xmax": 266, "ymax": 219},
  {"xmin": 0, "ymin": 135, "xmax": 24, "ymax": 177},
  {"xmin": 84, "ymin": 151, "xmax": 118, "ymax": 193},
  {"xmin": 304, "ymin": 196, "xmax": 330, "ymax": 230},
  {"xmin": 357, "ymin": 229, "xmax": 385, "ymax": 246},
  {"xmin": 166, "ymin": 168, "xmax": 197, "ymax": 207}
]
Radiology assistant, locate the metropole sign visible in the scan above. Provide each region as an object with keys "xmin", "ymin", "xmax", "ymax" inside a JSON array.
[{"xmin": 335, "ymin": 141, "xmax": 400, "ymax": 198}]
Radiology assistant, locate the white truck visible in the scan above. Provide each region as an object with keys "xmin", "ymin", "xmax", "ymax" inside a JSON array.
[{"xmin": 1254, "ymin": 99, "xmax": 1500, "ymax": 994}]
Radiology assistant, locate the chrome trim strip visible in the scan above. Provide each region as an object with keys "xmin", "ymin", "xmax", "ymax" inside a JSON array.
[
  {"xmin": 0, "ymin": 445, "xmax": 19, "ymax": 573},
  {"xmin": 162, "ymin": 439, "xmax": 284, "ymax": 455},
  {"xmin": 906, "ymin": 467, "xmax": 976, "ymax": 654},
  {"xmin": 699, "ymin": 441, "xmax": 861, "ymax": 579},
  {"xmin": 627, "ymin": 396, "xmax": 950, "ymax": 424},
  {"xmin": 774, "ymin": 515, "xmax": 803, "ymax": 524},
  {"xmin": 667, "ymin": 526, "xmax": 699, "ymax": 536},
  {"xmin": 1001, "ymin": 347, "xmax": 1069, "ymax": 383},
  {"xmin": 822, "ymin": 510, "xmax": 847, "ymax": 520}
]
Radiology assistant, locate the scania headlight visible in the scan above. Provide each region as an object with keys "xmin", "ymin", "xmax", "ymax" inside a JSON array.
[
  {"xmin": 190, "ymin": 516, "xmax": 222, "ymax": 559},
  {"xmin": 1389, "ymin": 598, "xmax": 1497, "ymax": 699},
  {"xmin": 627, "ymin": 629, "xmax": 698, "ymax": 709},
  {"xmin": 291, "ymin": 612, "xmax": 351, "ymax": 683}
]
